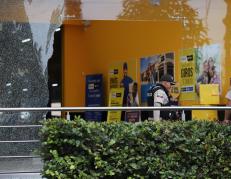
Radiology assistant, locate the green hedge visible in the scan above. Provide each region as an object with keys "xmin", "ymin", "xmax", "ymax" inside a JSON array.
[{"xmin": 40, "ymin": 117, "xmax": 231, "ymax": 178}]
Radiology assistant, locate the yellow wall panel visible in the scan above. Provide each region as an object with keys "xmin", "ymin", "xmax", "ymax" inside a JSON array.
[{"xmin": 63, "ymin": 23, "xmax": 94, "ymax": 106}]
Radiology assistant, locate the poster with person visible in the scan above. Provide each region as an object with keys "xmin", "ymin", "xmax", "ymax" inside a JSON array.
[
  {"xmin": 140, "ymin": 52, "xmax": 175, "ymax": 105},
  {"xmin": 125, "ymin": 82, "xmax": 140, "ymax": 122},
  {"xmin": 108, "ymin": 60, "xmax": 137, "ymax": 106},
  {"xmin": 196, "ymin": 44, "xmax": 221, "ymax": 100}
]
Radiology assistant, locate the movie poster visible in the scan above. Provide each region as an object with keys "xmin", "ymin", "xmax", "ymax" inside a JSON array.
[{"xmin": 140, "ymin": 52, "xmax": 175, "ymax": 105}]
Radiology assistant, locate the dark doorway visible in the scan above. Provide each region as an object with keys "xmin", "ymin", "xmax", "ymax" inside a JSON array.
[{"xmin": 47, "ymin": 26, "xmax": 62, "ymax": 118}]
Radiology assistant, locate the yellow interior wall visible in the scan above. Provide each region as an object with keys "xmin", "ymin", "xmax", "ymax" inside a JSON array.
[
  {"xmin": 63, "ymin": 20, "xmax": 183, "ymax": 106},
  {"xmin": 63, "ymin": 21, "xmax": 94, "ymax": 107},
  {"xmin": 63, "ymin": 19, "xmax": 231, "ymax": 107}
]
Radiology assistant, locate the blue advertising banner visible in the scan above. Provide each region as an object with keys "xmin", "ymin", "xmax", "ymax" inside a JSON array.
[{"xmin": 85, "ymin": 74, "xmax": 103, "ymax": 121}]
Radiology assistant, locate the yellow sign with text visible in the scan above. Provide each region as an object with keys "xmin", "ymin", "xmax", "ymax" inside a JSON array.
[
  {"xmin": 107, "ymin": 88, "xmax": 124, "ymax": 123},
  {"xmin": 179, "ymin": 48, "xmax": 197, "ymax": 101},
  {"xmin": 108, "ymin": 65, "xmax": 120, "ymax": 89}
]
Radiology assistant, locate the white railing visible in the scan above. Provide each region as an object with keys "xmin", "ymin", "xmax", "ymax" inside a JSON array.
[{"xmin": 0, "ymin": 106, "xmax": 230, "ymax": 112}]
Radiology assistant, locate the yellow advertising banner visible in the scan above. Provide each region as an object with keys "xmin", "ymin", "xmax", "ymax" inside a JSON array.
[
  {"xmin": 192, "ymin": 105, "xmax": 217, "ymax": 121},
  {"xmin": 108, "ymin": 60, "xmax": 137, "ymax": 89},
  {"xmin": 107, "ymin": 88, "xmax": 124, "ymax": 123},
  {"xmin": 108, "ymin": 60, "xmax": 137, "ymax": 106},
  {"xmin": 179, "ymin": 48, "xmax": 197, "ymax": 101},
  {"xmin": 108, "ymin": 65, "xmax": 120, "ymax": 89},
  {"xmin": 192, "ymin": 84, "xmax": 219, "ymax": 122},
  {"xmin": 199, "ymin": 84, "xmax": 220, "ymax": 105}
]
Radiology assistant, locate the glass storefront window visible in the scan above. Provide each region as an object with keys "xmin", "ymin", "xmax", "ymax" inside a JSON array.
[{"xmin": 0, "ymin": 0, "xmax": 231, "ymax": 175}]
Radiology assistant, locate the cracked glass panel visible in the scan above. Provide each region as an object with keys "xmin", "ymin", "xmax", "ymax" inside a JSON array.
[{"xmin": 0, "ymin": 0, "xmax": 64, "ymax": 175}]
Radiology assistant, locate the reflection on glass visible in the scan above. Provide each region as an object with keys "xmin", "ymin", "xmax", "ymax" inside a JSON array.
[
  {"xmin": 118, "ymin": 0, "xmax": 210, "ymax": 47},
  {"xmin": 224, "ymin": 0, "xmax": 231, "ymax": 76},
  {"xmin": 21, "ymin": 38, "xmax": 31, "ymax": 43},
  {"xmin": 64, "ymin": 0, "xmax": 82, "ymax": 20},
  {"xmin": 80, "ymin": 0, "xmax": 123, "ymax": 20},
  {"xmin": 52, "ymin": 83, "xmax": 59, "ymax": 87},
  {"xmin": 6, "ymin": 83, "xmax": 12, "ymax": 87},
  {"xmin": 22, "ymin": 88, "xmax": 28, "ymax": 92},
  {"xmin": 55, "ymin": 27, "xmax": 61, "ymax": 32}
]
